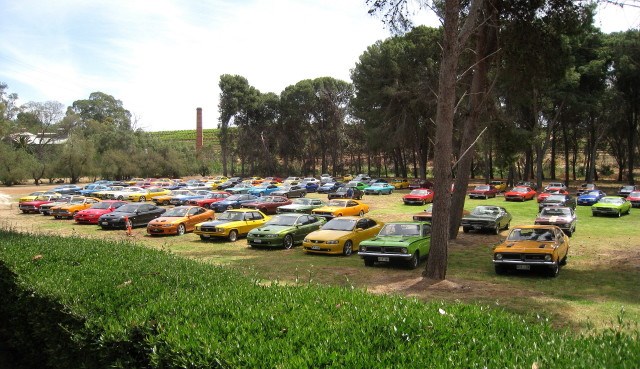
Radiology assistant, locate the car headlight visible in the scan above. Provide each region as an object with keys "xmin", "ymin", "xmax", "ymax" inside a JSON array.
[
  {"xmin": 544, "ymin": 254, "xmax": 552, "ymax": 261},
  {"xmin": 360, "ymin": 245, "xmax": 366, "ymax": 251},
  {"xmin": 303, "ymin": 238, "xmax": 309, "ymax": 243},
  {"xmin": 495, "ymin": 253, "xmax": 503, "ymax": 260},
  {"xmin": 216, "ymin": 227, "xmax": 224, "ymax": 232},
  {"xmin": 163, "ymin": 224, "xmax": 173, "ymax": 228},
  {"xmin": 401, "ymin": 247, "xmax": 408, "ymax": 254},
  {"xmin": 326, "ymin": 240, "xmax": 339, "ymax": 244}
]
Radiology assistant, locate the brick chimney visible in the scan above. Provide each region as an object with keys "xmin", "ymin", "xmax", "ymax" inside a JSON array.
[{"xmin": 196, "ymin": 107, "xmax": 203, "ymax": 151}]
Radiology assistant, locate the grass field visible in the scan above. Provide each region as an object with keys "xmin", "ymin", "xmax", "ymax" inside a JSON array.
[{"xmin": 1, "ymin": 183, "xmax": 638, "ymax": 333}]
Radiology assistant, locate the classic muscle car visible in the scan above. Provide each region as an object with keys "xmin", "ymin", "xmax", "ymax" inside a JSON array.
[
  {"xmin": 536, "ymin": 189, "xmax": 569, "ymax": 203},
  {"xmin": 303, "ymin": 216, "xmax": 383, "ymax": 256},
  {"xmin": 18, "ymin": 191, "xmax": 48, "ymax": 203},
  {"xmin": 468, "ymin": 185, "xmax": 499, "ymax": 199},
  {"xmin": 98, "ymin": 203, "xmax": 165, "ymax": 229},
  {"xmin": 534, "ymin": 206, "xmax": 577, "ymax": 236},
  {"xmin": 209, "ymin": 194, "xmax": 259, "ymax": 213},
  {"xmin": 194, "ymin": 208, "xmax": 269, "ymax": 241},
  {"xmin": 364, "ymin": 183, "xmax": 394, "ymax": 195},
  {"xmin": 38, "ymin": 196, "xmax": 76, "ymax": 215},
  {"xmin": 311, "ymin": 199, "xmax": 370, "ymax": 219},
  {"xmin": 73, "ymin": 200, "xmax": 128, "ymax": 224},
  {"xmin": 78, "ymin": 184, "xmax": 111, "ymax": 196},
  {"xmin": 346, "ymin": 181, "xmax": 368, "ymax": 191},
  {"xmin": 51, "ymin": 197, "xmax": 101, "ymax": 219},
  {"xmin": 51, "ymin": 184, "xmax": 83, "ymax": 195},
  {"xmin": 461, "ymin": 205, "xmax": 512, "ymax": 234},
  {"xmin": 412, "ymin": 204, "xmax": 470, "ymax": 222},
  {"xmin": 270, "ymin": 185, "xmax": 307, "ymax": 198},
  {"xmin": 241, "ymin": 196, "xmax": 292, "ymax": 215},
  {"xmin": 543, "ymin": 182, "xmax": 567, "ymax": 192},
  {"xmin": 408, "ymin": 179, "xmax": 434, "ymax": 190},
  {"xmin": 226, "ymin": 183, "xmax": 254, "ymax": 194},
  {"xmin": 247, "ymin": 183, "xmax": 280, "ymax": 197},
  {"xmin": 18, "ymin": 194, "xmax": 62, "ymax": 214},
  {"xmin": 146, "ymin": 206, "xmax": 214, "ymax": 236},
  {"xmin": 247, "ymin": 213, "xmax": 325, "ymax": 249},
  {"xmin": 186, "ymin": 191, "xmax": 231, "ymax": 208},
  {"xmin": 493, "ymin": 225, "xmax": 569, "ymax": 277},
  {"xmin": 617, "ymin": 185, "xmax": 639, "ymax": 197},
  {"xmin": 169, "ymin": 190, "xmax": 211, "ymax": 206},
  {"xmin": 504, "ymin": 186, "xmax": 537, "ymax": 201},
  {"xmin": 591, "ymin": 196, "xmax": 632, "ymax": 217},
  {"xmin": 97, "ymin": 186, "xmax": 145, "ymax": 200},
  {"xmin": 576, "ymin": 183, "xmax": 597, "ymax": 196},
  {"xmin": 577, "ymin": 190, "xmax": 607, "ymax": 206},
  {"xmin": 538, "ymin": 194, "xmax": 577, "ymax": 211},
  {"xmin": 276, "ymin": 198, "xmax": 327, "ymax": 214},
  {"xmin": 627, "ymin": 191, "xmax": 640, "ymax": 208},
  {"xmin": 402, "ymin": 189, "xmax": 434, "ymax": 205},
  {"xmin": 515, "ymin": 181, "xmax": 538, "ymax": 191},
  {"xmin": 489, "ymin": 180, "xmax": 508, "ymax": 192},
  {"xmin": 327, "ymin": 186, "xmax": 363, "ymax": 200},
  {"xmin": 390, "ymin": 179, "xmax": 410, "ymax": 189},
  {"xmin": 317, "ymin": 182, "xmax": 342, "ymax": 194},
  {"xmin": 127, "ymin": 187, "xmax": 172, "ymax": 202},
  {"xmin": 359, "ymin": 221, "xmax": 431, "ymax": 269}
]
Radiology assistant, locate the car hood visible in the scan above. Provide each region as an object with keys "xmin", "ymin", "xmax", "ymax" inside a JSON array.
[
  {"xmin": 495, "ymin": 240, "xmax": 557, "ymax": 252},
  {"xmin": 314, "ymin": 206, "xmax": 346, "ymax": 212},
  {"xmin": 149, "ymin": 216, "xmax": 186, "ymax": 224},
  {"xmin": 403, "ymin": 194, "xmax": 426, "ymax": 199},
  {"xmin": 592, "ymin": 203, "xmax": 621, "ymax": 208},
  {"xmin": 198, "ymin": 219, "xmax": 234, "ymax": 227},
  {"xmin": 250, "ymin": 225, "xmax": 293, "ymax": 234},
  {"xmin": 77, "ymin": 209, "xmax": 110, "ymax": 215},
  {"xmin": 535, "ymin": 215, "xmax": 572, "ymax": 223},
  {"xmin": 361, "ymin": 235, "xmax": 421, "ymax": 245},
  {"xmin": 306, "ymin": 229, "xmax": 351, "ymax": 240},
  {"xmin": 463, "ymin": 214, "xmax": 498, "ymax": 221}
]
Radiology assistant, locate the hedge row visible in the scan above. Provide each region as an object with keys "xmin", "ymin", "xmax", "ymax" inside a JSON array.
[{"xmin": 0, "ymin": 230, "xmax": 638, "ymax": 368}]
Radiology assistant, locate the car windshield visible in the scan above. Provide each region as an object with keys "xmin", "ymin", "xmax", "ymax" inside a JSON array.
[
  {"xmin": 586, "ymin": 191, "xmax": 601, "ymax": 196},
  {"xmin": 512, "ymin": 187, "xmax": 528, "ymax": 193},
  {"xmin": 226, "ymin": 195, "xmax": 243, "ymax": 201},
  {"xmin": 327, "ymin": 200, "xmax": 348, "ymax": 207},
  {"xmin": 172, "ymin": 190, "xmax": 193, "ymax": 196},
  {"xmin": 292, "ymin": 198, "xmax": 312, "ymax": 205},
  {"xmin": 163, "ymin": 207, "xmax": 190, "ymax": 217},
  {"xmin": 471, "ymin": 206, "xmax": 500, "ymax": 215},
  {"xmin": 545, "ymin": 195, "xmax": 566, "ymax": 202},
  {"xmin": 599, "ymin": 197, "xmax": 622, "ymax": 204},
  {"xmin": 507, "ymin": 228, "xmax": 556, "ymax": 242},
  {"xmin": 70, "ymin": 198, "xmax": 86, "ymax": 204},
  {"xmin": 90, "ymin": 202, "xmax": 113, "ymax": 210},
  {"xmin": 265, "ymin": 215, "xmax": 298, "ymax": 226},
  {"xmin": 321, "ymin": 218, "xmax": 356, "ymax": 231},
  {"xmin": 629, "ymin": 191, "xmax": 640, "ymax": 197},
  {"xmin": 117, "ymin": 204, "xmax": 141, "ymax": 213},
  {"xmin": 379, "ymin": 224, "xmax": 420, "ymax": 236},
  {"xmin": 621, "ymin": 186, "xmax": 634, "ymax": 191},
  {"xmin": 540, "ymin": 208, "xmax": 570, "ymax": 216},
  {"xmin": 217, "ymin": 211, "xmax": 245, "ymax": 221},
  {"xmin": 475, "ymin": 186, "xmax": 490, "ymax": 190},
  {"xmin": 410, "ymin": 190, "xmax": 430, "ymax": 196}
]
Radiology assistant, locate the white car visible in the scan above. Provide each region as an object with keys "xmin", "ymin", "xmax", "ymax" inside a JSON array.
[{"xmin": 98, "ymin": 186, "xmax": 145, "ymax": 200}]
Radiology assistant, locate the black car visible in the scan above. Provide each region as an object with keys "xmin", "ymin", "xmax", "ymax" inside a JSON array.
[
  {"xmin": 327, "ymin": 186, "xmax": 363, "ymax": 200},
  {"xmin": 516, "ymin": 181, "xmax": 538, "ymax": 191},
  {"xmin": 271, "ymin": 185, "xmax": 307, "ymax": 198},
  {"xmin": 538, "ymin": 194, "xmax": 577, "ymax": 211},
  {"xmin": 461, "ymin": 205, "xmax": 512, "ymax": 234},
  {"xmin": 51, "ymin": 184, "xmax": 83, "ymax": 195},
  {"xmin": 210, "ymin": 194, "xmax": 259, "ymax": 212},
  {"xmin": 217, "ymin": 177, "xmax": 242, "ymax": 190},
  {"xmin": 98, "ymin": 203, "xmax": 165, "ymax": 229}
]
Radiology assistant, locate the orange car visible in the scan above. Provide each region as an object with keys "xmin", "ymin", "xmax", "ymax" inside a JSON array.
[
  {"xmin": 51, "ymin": 197, "xmax": 101, "ymax": 219},
  {"xmin": 311, "ymin": 199, "xmax": 370, "ymax": 220},
  {"xmin": 146, "ymin": 206, "xmax": 215, "ymax": 236}
]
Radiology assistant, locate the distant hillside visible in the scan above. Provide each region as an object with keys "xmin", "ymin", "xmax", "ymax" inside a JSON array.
[{"xmin": 148, "ymin": 129, "xmax": 220, "ymax": 145}]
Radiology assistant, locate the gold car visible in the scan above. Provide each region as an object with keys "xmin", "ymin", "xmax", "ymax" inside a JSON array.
[
  {"xmin": 311, "ymin": 199, "xmax": 370, "ymax": 219},
  {"xmin": 489, "ymin": 180, "xmax": 508, "ymax": 192},
  {"xmin": 493, "ymin": 225, "xmax": 569, "ymax": 277},
  {"xmin": 127, "ymin": 187, "xmax": 172, "ymax": 202},
  {"xmin": 194, "ymin": 209, "xmax": 270, "ymax": 242},
  {"xmin": 51, "ymin": 197, "xmax": 101, "ymax": 219},
  {"xmin": 303, "ymin": 216, "xmax": 383, "ymax": 256},
  {"xmin": 19, "ymin": 191, "xmax": 58, "ymax": 203},
  {"xmin": 147, "ymin": 206, "xmax": 215, "ymax": 236},
  {"xmin": 391, "ymin": 179, "xmax": 410, "ymax": 189}
]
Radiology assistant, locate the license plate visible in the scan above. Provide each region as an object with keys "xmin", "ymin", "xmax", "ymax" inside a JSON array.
[
  {"xmin": 516, "ymin": 265, "xmax": 531, "ymax": 270},
  {"xmin": 378, "ymin": 256, "xmax": 390, "ymax": 262},
  {"xmin": 201, "ymin": 234, "xmax": 210, "ymax": 238},
  {"xmin": 101, "ymin": 222, "xmax": 108, "ymax": 226},
  {"xmin": 311, "ymin": 246, "xmax": 320, "ymax": 250},
  {"xmin": 473, "ymin": 225, "xmax": 482, "ymax": 230},
  {"xmin": 253, "ymin": 239, "xmax": 261, "ymax": 243}
]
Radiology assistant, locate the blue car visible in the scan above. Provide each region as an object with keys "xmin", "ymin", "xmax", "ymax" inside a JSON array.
[
  {"xmin": 577, "ymin": 190, "xmax": 607, "ymax": 206},
  {"xmin": 364, "ymin": 183, "xmax": 394, "ymax": 195},
  {"xmin": 248, "ymin": 184, "xmax": 280, "ymax": 197},
  {"xmin": 51, "ymin": 184, "xmax": 83, "ymax": 195},
  {"xmin": 169, "ymin": 190, "xmax": 211, "ymax": 206},
  {"xmin": 78, "ymin": 184, "xmax": 111, "ymax": 196},
  {"xmin": 317, "ymin": 182, "xmax": 342, "ymax": 194},
  {"xmin": 210, "ymin": 194, "xmax": 259, "ymax": 212}
]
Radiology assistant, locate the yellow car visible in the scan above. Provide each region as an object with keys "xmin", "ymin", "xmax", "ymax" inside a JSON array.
[
  {"xmin": 51, "ymin": 197, "xmax": 101, "ymax": 219},
  {"xmin": 302, "ymin": 216, "xmax": 384, "ymax": 255},
  {"xmin": 152, "ymin": 189, "xmax": 195, "ymax": 206},
  {"xmin": 311, "ymin": 199, "xmax": 370, "ymax": 219},
  {"xmin": 125, "ymin": 177, "xmax": 144, "ymax": 185},
  {"xmin": 493, "ymin": 225, "xmax": 569, "ymax": 277},
  {"xmin": 489, "ymin": 180, "xmax": 508, "ymax": 192},
  {"xmin": 194, "ymin": 208, "xmax": 270, "ymax": 241},
  {"xmin": 18, "ymin": 191, "xmax": 57, "ymax": 203},
  {"xmin": 127, "ymin": 187, "xmax": 172, "ymax": 202},
  {"xmin": 342, "ymin": 174, "xmax": 354, "ymax": 182},
  {"xmin": 391, "ymin": 179, "xmax": 410, "ymax": 189},
  {"xmin": 147, "ymin": 206, "xmax": 215, "ymax": 236}
]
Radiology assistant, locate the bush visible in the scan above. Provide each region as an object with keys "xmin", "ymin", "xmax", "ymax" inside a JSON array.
[{"xmin": 0, "ymin": 230, "xmax": 638, "ymax": 368}]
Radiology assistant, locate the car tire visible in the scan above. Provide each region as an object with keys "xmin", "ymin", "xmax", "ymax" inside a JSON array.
[
  {"xmin": 177, "ymin": 224, "xmax": 186, "ymax": 236},
  {"xmin": 493, "ymin": 225, "xmax": 500, "ymax": 235},
  {"xmin": 617, "ymin": 210, "xmax": 621, "ymax": 217},
  {"xmin": 359, "ymin": 210, "xmax": 365, "ymax": 217},
  {"xmin": 139, "ymin": 196, "xmax": 146, "ymax": 202},
  {"xmin": 199, "ymin": 235, "xmax": 209, "ymax": 241},
  {"xmin": 228, "ymin": 230, "xmax": 238, "ymax": 242},
  {"xmin": 407, "ymin": 251, "xmax": 419, "ymax": 269},
  {"xmin": 364, "ymin": 257, "xmax": 375, "ymax": 267},
  {"xmin": 342, "ymin": 240, "xmax": 353, "ymax": 256},
  {"xmin": 494, "ymin": 264, "xmax": 507, "ymax": 275},
  {"xmin": 163, "ymin": 200, "xmax": 169, "ymax": 205},
  {"xmin": 547, "ymin": 262, "xmax": 560, "ymax": 278},
  {"xmin": 503, "ymin": 222, "xmax": 510, "ymax": 231},
  {"xmin": 283, "ymin": 234, "xmax": 294, "ymax": 249},
  {"xmin": 463, "ymin": 227, "xmax": 470, "ymax": 233},
  {"xmin": 117, "ymin": 195, "xmax": 124, "ymax": 200},
  {"xmin": 560, "ymin": 254, "xmax": 568, "ymax": 266}
]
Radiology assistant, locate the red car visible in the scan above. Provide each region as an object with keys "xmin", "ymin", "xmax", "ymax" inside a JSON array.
[
  {"xmin": 241, "ymin": 196, "xmax": 292, "ymax": 215},
  {"xmin": 403, "ymin": 188, "xmax": 434, "ymax": 205},
  {"xmin": 74, "ymin": 200, "xmax": 128, "ymax": 224},
  {"xmin": 627, "ymin": 191, "xmax": 640, "ymax": 208},
  {"xmin": 468, "ymin": 185, "xmax": 499, "ymax": 199},
  {"xmin": 537, "ymin": 189, "xmax": 569, "ymax": 203},
  {"xmin": 187, "ymin": 191, "xmax": 231, "ymax": 209},
  {"xmin": 504, "ymin": 186, "xmax": 537, "ymax": 202},
  {"xmin": 18, "ymin": 195, "xmax": 62, "ymax": 214}
]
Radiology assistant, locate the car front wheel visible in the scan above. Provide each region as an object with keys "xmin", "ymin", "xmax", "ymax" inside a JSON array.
[
  {"xmin": 177, "ymin": 224, "xmax": 186, "ymax": 236},
  {"xmin": 228, "ymin": 230, "xmax": 238, "ymax": 242},
  {"xmin": 342, "ymin": 240, "xmax": 353, "ymax": 256},
  {"xmin": 139, "ymin": 196, "xmax": 146, "ymax": 202},
  {"xmin": 547, "ymin": 262, "xmax": 560, "ymax": 277},
  {"xmin": 283, "ymin": 234, "xmax": 294, "ymax": 249},
  {"xmin": 407, "ymin": 251, "xmax": 419, "ymax": 269}
]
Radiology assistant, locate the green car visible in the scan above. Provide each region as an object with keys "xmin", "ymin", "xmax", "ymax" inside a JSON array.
[
  {"xmin": 276, "ymin": 198, "xmax": 326, "ymax": 214},
  {"xmin": 358, "ymin": 221, "xmax": 431, "ymax": 269},
  {"xmin": 346, "ymin": 181, "xmax": 368, "ymax": 191},
  {"xmin": 591, "ymin": 196, "xmax": 631, "ymax": 217},
  {"xmin": 247, "ymin": 213, "xmax": 325, "ymax": 249}
]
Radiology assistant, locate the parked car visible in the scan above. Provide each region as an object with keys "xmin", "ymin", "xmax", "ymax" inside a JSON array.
[
  {"xmin": 364, "ymin": 183, "xmax": 394, "ymax": 195},
  {"xmin": 169, "ymin": 190, "xmax": 211, "ymax": 206},
  {"xmin": 276, "ymin": 198, "xmax": 327, "ymax": 214},
  {"xmin": 515, "ymin": 181, "xmax": 538, "ymax": 191},
  {"xmin": 489, "ymin": 180, "xmax": 508, "ymax": 192},
  {"xmin": 591, "ymin": 196, "xmax": 632, "ymax": 217},
  {"xmin": 359, "ymin": 221, "xmax": 431, "ymax": 269},
  {"xmin": 320, "ymin": 174, "xmax": 333, "ymax": 184},
  {"xmin": 152, "ymin": 189, "xmax": 195, "ymax": 206},
  {"xmin": 98, "ymin": 203, "xmax": 166, "ymax": 229},
  {"xmin": 577, "ymin": 190, "xmax": 607, "ymax": 206},
  {"xmin": 194, "ymin": 208, "xmax": 269, "ymax": 241},
  {"xmin": 538, "ymin": 194, "xmax": 576, "ymax": 211},
  {"xmin": 217, "ymin": 178, "xmax": 242, "ymax": 190},
  {"xmin": 390, "ymin": 179, "xmax": 409, "ymax": 189},
  {"xmin": 461, "ymin": 205, "xmax": 512, "ymax": 234},
  {"xmin": 617, "ymin": 185, "xmax": 639, "ymax": 197},
  {"xmin": 468, "ymin": 185, "xmax": 499, "ymax": 199},
  {"xmin": 402, "ymin": 189, "xmax": 434, "ymax": 205},
  {"xmin": 534, "ymin": 206, "xmax": 577, "ymax": 236},
  {"xmin": 39, "ymin": 196, "xmax": 76, "ymax": 216},
  {"xmin": 544, "ymin": 182, "xmax": 567, "ymax": 192},
  {"xmin": 241, "ymin": 196, "xmax": 292, "ymax": 215},
  {"xmin": 504, "ymin": 186, "xmax": 537, "ymax": 201},
  {"xmin": 73, "ymin": 200, "xmax": 128, "ymax": 224},
  {"xmin": 327, "ymin": 186, "xmax": 363, "ymax": 200},
  {"xmin": 247, "ymin": 213, "xmax": 325, "ymax": 249},
  {"xmin": 187, "ymin": 191, "xmax": 231, "ymax": 209},
  {"xmin": 127, "ymin": 187, "xmax": 172, "ymax": 202},
  {"xmin": 226, "ymin": 183, "xmax": 254, "ymax": 195},
  {"xmin": 576, "ymin": 183, "xmax": 597, "ymax": 196},
  {"xmin": 78, "ymin": 184, "xmax": 111, "ymax": 197},
  {"xmin": 248, "ymin": 183, "xmax": 280, "ymax": 197},
  {"xmin": 51, "ymin": 184, "xmax": 83, "ymax": 195},
  {"xmin": 51, "ymin": 197, "xmax": 101, "ymax": 219},
  {"xmin": 18, "ymin": 191, "xmax": 49, "ymax": 203},
  {"xmin": 536, "ymin": 189, "xmax": 569, "ymax": 203},
  {"xmin": 97, "ymin": 186, "xmax": 145, "ymax": 200},
  {"xmin": 209, "ymin": 194, "xmax": 259, "ymax": 213},
  {"xmin": 18, "ymin": 194, "xmax": 62, "ymax": 214},
  {"xmin": 412, "ymin": 204, "xmax": 470, "ymax": 222},
  {"xmin": 301, "ymin": 181, "xmax": 320, "ymax": 193},
  {"xmin": 493, "ymin": 225, "xmax": 569, "ymax": 277},
  {"xmin": 271, "ymin": 185, "xmax": 307, "ymax": 198},
  {"xmin": 317, "ymin": 182, "xmax": 342, "ymax": 194},
  {"xmin": 346, "ymin": 181, "xmax": 368, "ymax": 191},
  {"xmin": 147, "ymin": 206, "xmax": 214, "ymax": 236},
  {"xmin": 302, "ymin": 216, "xmax": 383, "ymax": 256},
  {"xmin": 627, "ymin": 191, "xmax": 640, "ymax": 208},
  {"xmin": 311, "ymin": 199, "xmax": 370, "ymax": 220},
  {"xmin": 408, "ymin": 179, "xmax": 433, "ymax": 190}
]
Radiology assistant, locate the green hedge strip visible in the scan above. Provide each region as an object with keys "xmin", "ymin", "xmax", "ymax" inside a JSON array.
[{"xmin": 0, "ymin": 230, "xmax": 638, "ymax": 368}]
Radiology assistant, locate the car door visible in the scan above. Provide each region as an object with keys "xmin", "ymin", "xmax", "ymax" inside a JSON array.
[{"xmin": 240, "ymin": 211, "xmax": 261, "ymax": 235}]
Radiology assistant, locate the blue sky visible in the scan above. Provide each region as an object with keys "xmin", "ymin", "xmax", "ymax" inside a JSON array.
[{"xmin": 1, "ymin": 1, "xmax": 638, "ymax": 132}]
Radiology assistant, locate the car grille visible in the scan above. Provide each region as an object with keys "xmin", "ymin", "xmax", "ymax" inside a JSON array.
[
  {"xmin": 462, "ymin": 220, "xmax": 492, "ymax": 226},
  {"xmin": 505, "ymin": 195, "xmax": 522, "ymax": 200},
  {"xmin": 313, "ymin": 211, "xmax": 334, "ymax": 216},
  {"xmin": 19, "ymin": 205, "xmax": 37, "ymax": 211},
  {"xmin": 200, "ymin": 226, "xmax": 218, "ymax": 232},
  {"xmin": 277, "ymin": 208, "xmax": 296, "ymax": 213},
  {"xmin": 361, "ymin": 246, "xmax": 405, "ymax": 254},
  {"xmin": 593, "ymin": 207, "xmax": 617, "ymax": 214},
  {"xmin": 499, "ymin": 253, "xmax": 547, "ymax": 262}
]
